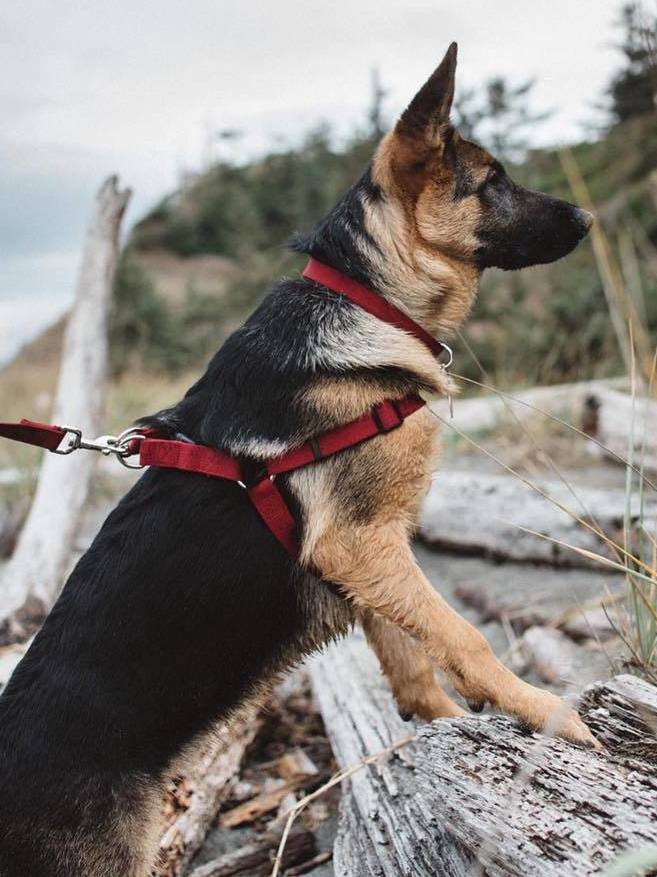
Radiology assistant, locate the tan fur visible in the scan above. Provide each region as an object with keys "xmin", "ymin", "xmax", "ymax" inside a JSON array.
[
  {"xmin": 292, "ymin": 76, "xmax": 602, "ymax": 744},
  {"xmin": 366, "ymin": 132, "xmax": 481, "ymax": 337},
  {"xmin": 290, "ymin": 397, "xmax": 597, "ymax": 746},
  {"xmin": 299, "ymin": 364, "xmax": 451, "ymax": 424},
  {"xmin": 361, "ymin": 610, "xmax": 465, "ymax": 720}
]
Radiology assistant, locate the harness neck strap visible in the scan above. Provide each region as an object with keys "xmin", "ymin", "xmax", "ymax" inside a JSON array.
[{"xmin": 302, "ymin": 257, "xmax": 449, "ymax": 361}]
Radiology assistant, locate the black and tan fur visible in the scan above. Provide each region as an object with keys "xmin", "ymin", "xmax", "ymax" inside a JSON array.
[{"xmin": 0, "ymin": 43, "xmax": 595, "ymax": 876}]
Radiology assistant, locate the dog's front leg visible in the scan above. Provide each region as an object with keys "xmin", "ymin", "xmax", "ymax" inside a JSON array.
[
  {"xmin": 360, "ymin": 609, "xmax": 465, "ymax": 720},
  {"xmin": 311, "ymin": 521, "xmax": 599, "ymax": 748}
]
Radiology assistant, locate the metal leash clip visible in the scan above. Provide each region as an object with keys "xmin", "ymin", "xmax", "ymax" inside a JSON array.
[{"xmin": 54, "ymin": 425, "xmax": 146, "ymax": 469}]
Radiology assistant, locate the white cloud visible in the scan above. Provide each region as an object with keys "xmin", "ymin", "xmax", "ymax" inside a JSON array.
[{"xmin": 0, "ymin": 0, "xmax": 622, "ymax": 358}]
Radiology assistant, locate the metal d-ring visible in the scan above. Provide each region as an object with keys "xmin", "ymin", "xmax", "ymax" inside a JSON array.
[
  {"xmin": 439, "ymin": 343, "xmax": 453, "ymax": 370},
  {"xmin": 115, "ymin": 427, "xmax": 147, "ymax": 469}
]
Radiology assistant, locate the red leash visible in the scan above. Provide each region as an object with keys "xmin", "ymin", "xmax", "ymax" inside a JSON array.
[{"xmin": 0, "ymin": 260, "xmax": 450, "ymax": 557}]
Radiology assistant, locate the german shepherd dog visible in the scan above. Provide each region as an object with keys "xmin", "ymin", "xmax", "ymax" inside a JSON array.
[{"xmin": 0, "ymin": 43, "xmax": 596, "ymax": 876}]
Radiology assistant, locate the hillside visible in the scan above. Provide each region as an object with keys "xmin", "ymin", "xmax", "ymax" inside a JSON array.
[{"xmin": 112, "ymin": 111, "xmax": 657, "ymax": 386}]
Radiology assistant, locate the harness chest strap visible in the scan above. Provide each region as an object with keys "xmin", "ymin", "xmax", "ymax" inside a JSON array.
[{"xmin": 0, "ymin": 396, "xmax": 425, "ymax": 558}]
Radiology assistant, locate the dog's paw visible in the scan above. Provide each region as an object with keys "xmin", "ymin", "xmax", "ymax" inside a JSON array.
[
  {"xmin": 454, "ymin": 671, "xmax": 600, "ymax": 748},
  {"xmin": 506, "ymin": 684, "xmax": 600, "ymax": 749},
  {"xmin": 395, "ymin": 683, "xmax": 467, "ymax": 722}
]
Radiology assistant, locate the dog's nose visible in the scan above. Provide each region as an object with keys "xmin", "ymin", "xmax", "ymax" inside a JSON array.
[{"xmin": 577, "ymin": 208, "xmax": 594, "ymax": 232}]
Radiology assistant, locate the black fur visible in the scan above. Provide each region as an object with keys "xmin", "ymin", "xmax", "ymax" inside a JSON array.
[
  {"xmin": 0, "ymin": 59, "xmax": 592, "ymax": 873},
  {"xmin": 0, "ymin": 271, "xmax": 424, "ymax": 876},
  {"xmin": 475, "ymin": 166, "xmax": 591, "ymax": 270},
  {"xmin": 290, "ymin": 166, "xmax": 383, "ymax": 290}
]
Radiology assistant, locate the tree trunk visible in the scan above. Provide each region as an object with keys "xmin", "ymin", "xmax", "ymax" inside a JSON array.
[
  {"xmin": 0, "ymin": 176, "xmax": 130, "ymax": 628},
  {"xmin": 311, "ymin": 635, "xmax": 657, "ymax": 877}
]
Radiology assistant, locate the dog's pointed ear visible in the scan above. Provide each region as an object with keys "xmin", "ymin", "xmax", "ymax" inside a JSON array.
[{"xmin": 397, "ymin": 42, "xmax": 457, "ymax": 142}]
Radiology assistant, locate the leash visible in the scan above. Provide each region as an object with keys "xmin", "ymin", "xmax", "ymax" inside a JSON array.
[
  {"xmin": 0, "ymin": 398, "xmax": 424, "ymax": 558},
  {"xmin": 0, "ymin": 261, "xmax": 451, "ymax": 558}
]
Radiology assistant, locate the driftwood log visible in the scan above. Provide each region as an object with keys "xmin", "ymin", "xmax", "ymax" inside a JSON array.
[
  {"xmin": 432, "ymin": 378, "xmax": 657, "ymax": 472},
  {"xmin": 431, "ymin": 377, "xmax": 626, "ymax": 434},
  {"xmin": 0, "ymin": 176, "xmax": 131, "ymax": 630},
  {"xmin": 311, "ymin": 634, "xmax": 657, "ymax": 877},
  {"xmin": 186, "ymin": 825, "xmax": 316, "ymax": 877},
  {"xmin": 419, "ymin": 469, "xmax": 655, "ymax": 568},
  {"xmin": 157, "ymin": 709, "xmax": 261, "ymax": 877}
]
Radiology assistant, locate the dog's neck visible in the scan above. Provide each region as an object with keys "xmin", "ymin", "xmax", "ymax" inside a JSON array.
[{"xmin": 291, "ymin": 167, "xmax": 480, "ymax": 339}]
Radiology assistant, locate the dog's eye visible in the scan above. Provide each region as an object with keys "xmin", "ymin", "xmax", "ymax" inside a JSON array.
[{"xmin": 485, "ymin": 166, "xmax": 501, "ymax": 185}]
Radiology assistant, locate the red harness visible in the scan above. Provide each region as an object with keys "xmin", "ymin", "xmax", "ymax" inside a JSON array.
[{"xmin": 0, "ymin": 260, "xmax": 448, "ymax": 558}]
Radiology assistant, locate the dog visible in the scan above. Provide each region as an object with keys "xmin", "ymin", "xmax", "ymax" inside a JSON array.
[{"xmin": 0, "ymin": 42, "xmax": 596, "ymax": 876}]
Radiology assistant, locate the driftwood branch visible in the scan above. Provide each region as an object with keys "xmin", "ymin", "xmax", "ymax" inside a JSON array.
[
  {"xmin": 157, "ymin": 709, "xmax": 261, "ymax": 877},
  {"xmin": 311, "ymin": 635, "xmax": 657, "ymax": 876},
  {"xmin": 0, "ymin": 176, "xmax": 131, "ymax": 630},
  {"xmin": 419, "ymin": 469, "xmax": 655, "ymax": 568}
]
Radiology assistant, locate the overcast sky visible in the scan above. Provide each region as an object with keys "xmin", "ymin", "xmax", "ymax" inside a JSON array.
[{"xmin": 1, "ymin": 0, "xmax": 622, "ymax": 362}]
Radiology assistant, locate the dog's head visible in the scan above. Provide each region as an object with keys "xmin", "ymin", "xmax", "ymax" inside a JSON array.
[{"xmin": 371, "ymin": 43, "xmax": 592, "ymax": 278}]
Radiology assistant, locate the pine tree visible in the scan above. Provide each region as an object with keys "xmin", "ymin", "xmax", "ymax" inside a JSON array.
[{"xmin": 609, "ymin": 2, "xmax": 657, "ymax": 122}]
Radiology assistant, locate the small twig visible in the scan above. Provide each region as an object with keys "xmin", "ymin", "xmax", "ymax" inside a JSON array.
[
  {"xmin": 269, "ymin": 733, "xmax": 415, "ymax": 877},
  {"xmin": 285, "ymin": 851, "xmax": 333, "ymax": 876}
]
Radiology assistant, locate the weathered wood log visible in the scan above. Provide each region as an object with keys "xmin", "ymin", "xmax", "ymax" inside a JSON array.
[
  {"xmin": 157, "ymin": 709, "xmax": 261, "ymax": 877},
  {"xmin": 0, "ymin": 176, "xmax": 131, "ymax": 631},
  {"xmin": 186, "ymin": 824, "xmax": 316, "ymax": 877},
  {"xmin": 589, "ymin": 386, "xmax": 657, "ymax": 472},
  {"xmin": 520, "ymin": 626, "xmax": 604, "ymax": 688},
  {"xmin": 431, "ymin": 377, "xmax": 627, "ymax": 434},
  {"xmin": 432, "ymin": 378, "xmax": 657, "ymax": 472},
  {"xmin": 310, "ymin": 634, "xmax": 657, "ymax": 877},
  {"xmin": 419, "ymin": 469, "xmax": 655, "ymax": 568},
  {"xmin": 219, "ymin": 770, "xmax": 331, "ymax": 828}
]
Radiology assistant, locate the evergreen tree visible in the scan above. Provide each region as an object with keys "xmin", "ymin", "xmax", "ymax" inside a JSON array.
[
  {"xmin": 453, "ymin": 78, "xmax": 549, "ymax": 162},
  {"xmin": 609, "ymin": 2, "xmax": 657, "ymax": 122}
]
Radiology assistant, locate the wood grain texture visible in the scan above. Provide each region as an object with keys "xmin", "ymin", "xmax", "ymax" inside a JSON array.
[
  {"xmin": 157, "ymin": 710, "xmax": 261, "ymax": 877},
  {"xmin": 0, "ymin": 176, "xmax": 131, "ymax": 626},
  {"xmin": 419, "ymin": 469, "xmax": 655, "ymax": 569},
  {"xmin": 311, "ymin": 634, "xmax": 657, "ymax": 876}
]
